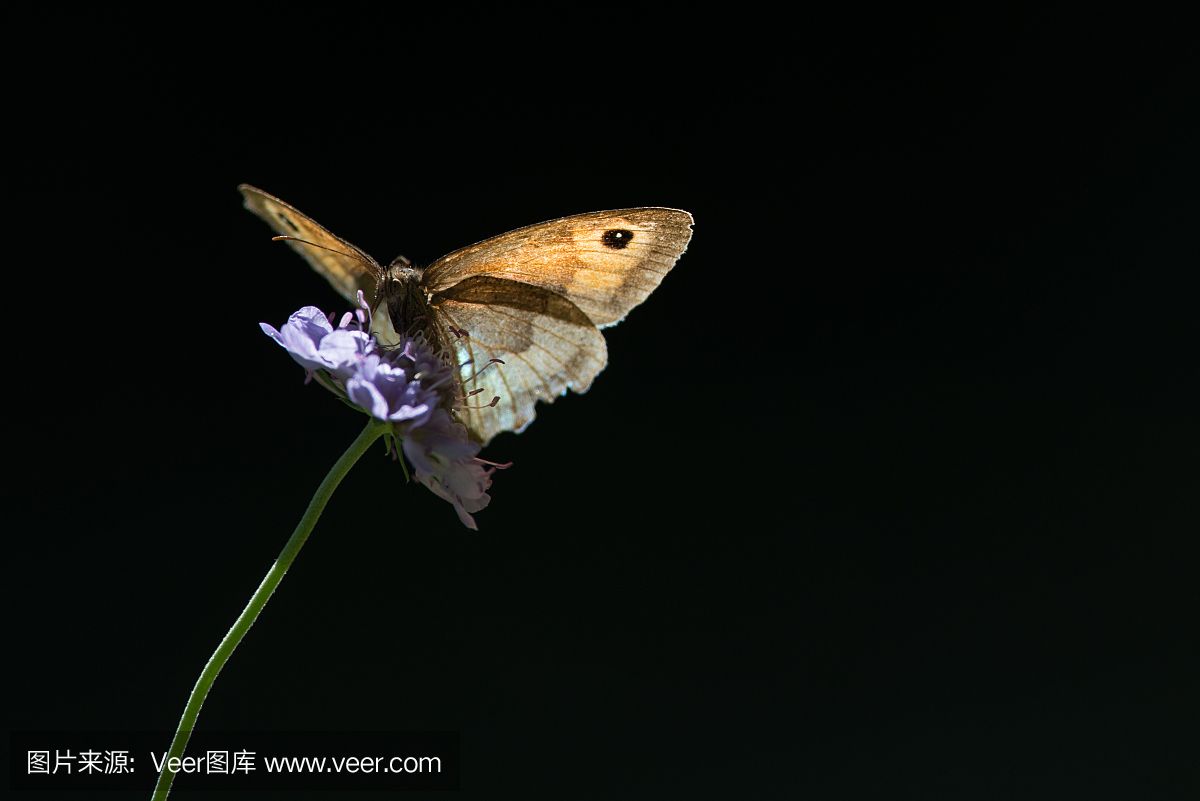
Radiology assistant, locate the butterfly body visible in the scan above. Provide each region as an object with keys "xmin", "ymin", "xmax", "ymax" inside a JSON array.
[
  {"xmin": 240, "ymin": 185, "xmax": 694, "ymax": 444},
  {"xmin": 381, "ymin": 256, "xmax": 435, "ymax": 339}
]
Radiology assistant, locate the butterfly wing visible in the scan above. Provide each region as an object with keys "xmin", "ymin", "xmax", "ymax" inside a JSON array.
[
  {"xmin": 423, "ymin": 208, "xmax": 694, "ymax": 327},
  {"xmin": 424, "ymin": 209, "xmax": 693, "ymax": 444},
  {"xmin": 431, "ymin": 276, "xmax": 608, "ymax": 443},
  {"xmin": 239, "ymin": 184, "xmax": 383, "ymax": 302}
]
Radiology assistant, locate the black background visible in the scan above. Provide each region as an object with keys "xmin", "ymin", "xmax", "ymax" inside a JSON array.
[{"xmin": 8, "ymin": 7, "xmax": 1199, "ymax": 799}]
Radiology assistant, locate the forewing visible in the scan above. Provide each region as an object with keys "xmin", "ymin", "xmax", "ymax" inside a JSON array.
[
  {"xmin": 423, "ymin": 208, "xmax": 694, "ymax": 327},
  {"xmin": 430, "ymin": 276, "xmax": 608, "ymax": 444},
  {"xmin": 239, "ymin": 184, "xmax": 381, "ymax": 305}
]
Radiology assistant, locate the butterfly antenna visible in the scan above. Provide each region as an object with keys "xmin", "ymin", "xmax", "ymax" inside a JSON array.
[{"xmin": 270, "ymin": 235, "xmax": 378, "ymax": 271}]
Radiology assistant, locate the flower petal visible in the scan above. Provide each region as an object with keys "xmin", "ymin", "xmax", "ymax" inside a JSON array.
[
  {"xmin": 319, "ymin": 329, "xmax": 371, "ymax": 372},
  {"xmin": 346, "ymin": 376, "xmax": 390, "ymax": 419}
]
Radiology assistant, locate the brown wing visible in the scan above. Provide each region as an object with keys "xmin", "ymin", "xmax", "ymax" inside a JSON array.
[
  {"xmin": 430, "ymin": 276, "xmax": 608, "ymax": 445},
  {"xmin": 423, "ymin": 208, "xmax": 694, "ymax": 328},
  {"xmin": 239, "ymin": 184, "xmax": 382, "ymax": 305}
]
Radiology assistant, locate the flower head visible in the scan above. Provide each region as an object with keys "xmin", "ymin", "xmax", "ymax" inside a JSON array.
[
  {"xmin": 403, "ymin": 409, "xmax": 508, "ymax": 530},
  {"xmin": 260, "ymin": 305, "xmax": 372, "ymax": 375},
  {"xmin": 262, "ymin": 294, "xmax": 507, "ymax": 528}
]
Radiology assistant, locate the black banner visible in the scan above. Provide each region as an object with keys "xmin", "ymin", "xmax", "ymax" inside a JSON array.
[{"xmin": 9, "ymin": 731, "xmax": 459, "ymax": 792}]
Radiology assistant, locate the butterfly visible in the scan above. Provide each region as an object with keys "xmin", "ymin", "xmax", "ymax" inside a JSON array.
[{"xmin": 240, "ymin": 185, "xmax": 694, "ymax": 445}]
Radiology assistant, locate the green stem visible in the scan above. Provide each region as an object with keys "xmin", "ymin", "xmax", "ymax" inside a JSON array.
[{"xmin": 151, "ymin": 419, "xmax": 388, "ymax": 800}]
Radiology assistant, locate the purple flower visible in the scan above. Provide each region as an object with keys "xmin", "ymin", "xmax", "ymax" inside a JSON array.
[
  {"xmin": 260, "ymin": 306, "xmax": 373, "ymax": 375},
  {"xmin": 344, "ymin": 354, "xmax": 430, "ymax": 424},
  {"xmin": 403, "ymin": 409, "xmax": 509, "ymax": 530},
  {"xmin": 347, "ymin": 337, "xmax": 455, "ymax": 424},
  {"xmin": 262, "ymin": 295, "xmax": 507, "ymax": 528}
]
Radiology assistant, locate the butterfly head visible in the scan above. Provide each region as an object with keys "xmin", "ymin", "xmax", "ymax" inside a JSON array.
[{"xmin": 381, "ymin": 255, "xmax": 431, "ymax": 337}]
